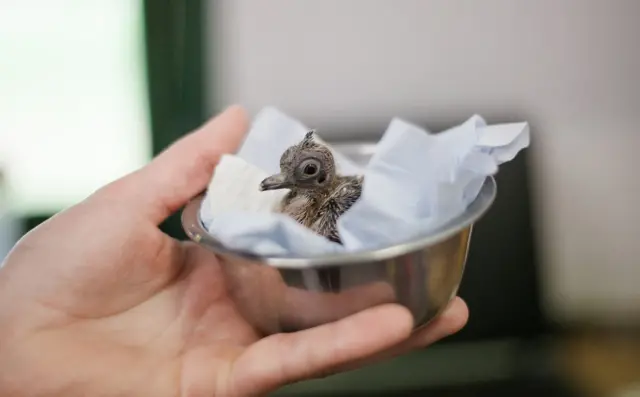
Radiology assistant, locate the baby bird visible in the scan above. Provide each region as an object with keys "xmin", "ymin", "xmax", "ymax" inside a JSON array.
[{"xmin": 259, "ymin": 130, "xmax": 363, "ymax": 244}]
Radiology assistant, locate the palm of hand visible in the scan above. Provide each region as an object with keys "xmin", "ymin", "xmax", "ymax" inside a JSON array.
[
  {"xmin": 1, "ymin": 197, "xmax": 278, "ymax": 396},
  {"xmin": 0, "ymin": 107, "xmax": 468, "ymax": 397},
  {"xmin": 1, "ymin": 200, "xmax": 280, "ymax": 396}
]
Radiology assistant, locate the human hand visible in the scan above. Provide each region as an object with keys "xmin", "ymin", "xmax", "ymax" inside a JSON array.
[{"xmin": 0, "ymin": 106, "xmax": 468, "ymax": 397}]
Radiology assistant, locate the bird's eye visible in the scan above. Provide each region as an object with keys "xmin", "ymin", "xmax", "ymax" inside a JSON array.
[{"xmin": 303, "ymin": 163, "xmax": 318, "ymax": 175}]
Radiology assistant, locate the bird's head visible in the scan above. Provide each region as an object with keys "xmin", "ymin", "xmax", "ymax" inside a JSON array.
[{"xmin": 259, "ymin": 130, "xmax": 336, "ymax": 192}]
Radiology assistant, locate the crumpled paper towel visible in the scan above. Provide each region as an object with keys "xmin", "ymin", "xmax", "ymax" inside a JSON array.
[{"xmin": 200, "ymin": 107, "xmax": 529, "ymax": 258}]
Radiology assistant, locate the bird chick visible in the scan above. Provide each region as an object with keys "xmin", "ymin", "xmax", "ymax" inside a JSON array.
[{"xmin": 259, "ymin": 130, "xmax": 363, "ymax": 244}]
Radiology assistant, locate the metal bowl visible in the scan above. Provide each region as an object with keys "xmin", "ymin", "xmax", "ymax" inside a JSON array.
[{"xmin": 181, "ymin": 142, "xmax": 497, "ymax": 334}]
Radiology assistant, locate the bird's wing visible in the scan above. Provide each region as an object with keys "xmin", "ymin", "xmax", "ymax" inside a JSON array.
[
  {"xmin": 326, "ymin": 177, "xmax": 363, "ymax": 216},
  {"xmin": 312, "ymin": 177, "xmax": 363, "ymax": 244}
]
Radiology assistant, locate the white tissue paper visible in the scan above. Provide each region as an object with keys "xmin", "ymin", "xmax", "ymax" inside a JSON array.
[{"xmin": 200, "ymin": 107, "xmax": 529, "ymax": 258}]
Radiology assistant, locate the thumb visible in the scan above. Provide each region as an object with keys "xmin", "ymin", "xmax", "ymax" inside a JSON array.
[{"xmin": 100, "ymin": 105, "xmax": 249, "ymax": 224}]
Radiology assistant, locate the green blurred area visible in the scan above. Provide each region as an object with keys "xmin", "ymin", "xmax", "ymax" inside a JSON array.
[{"xmin": 142, "ymin": 0, "xmax": 207, "ymax": 240}]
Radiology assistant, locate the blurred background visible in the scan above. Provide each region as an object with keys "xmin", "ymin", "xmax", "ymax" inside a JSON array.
[{"xmin": 1, "ymin": 0, "xmax": 639, "ymax": 396}]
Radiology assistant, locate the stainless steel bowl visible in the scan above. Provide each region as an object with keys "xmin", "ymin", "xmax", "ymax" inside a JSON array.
[{"xmin": 181, "ymin": 142, "xmax": 497, "ymax": 334}]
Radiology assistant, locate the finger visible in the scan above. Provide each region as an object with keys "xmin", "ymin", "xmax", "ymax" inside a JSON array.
[
  {"xmin": 230, "ymin": 303, "xmax": 414, "ymax": 396},
  {"xmin": 402, "ymin": 297, "xmax": 469, "ymax": 348},
  {"xmin": 98, "ymin": 105, "xmax": 249, "ymax": 224},
  {"xmin": 335, "ymin": 297, "xmax": 469, "ymax": 373}
]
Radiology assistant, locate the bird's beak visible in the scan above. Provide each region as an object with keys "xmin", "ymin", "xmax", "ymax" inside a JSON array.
[{"xmin": 259, "ymin": 173, "xmax": 292, "ymax": 191}]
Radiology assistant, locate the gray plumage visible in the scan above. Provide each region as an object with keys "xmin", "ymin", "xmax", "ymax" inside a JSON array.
[{"xmin": 259, "ymin": 130, "xmax": 363, "ymax": 244}]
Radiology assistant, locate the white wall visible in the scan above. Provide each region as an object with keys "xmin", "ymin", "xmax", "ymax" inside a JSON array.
[{"xmin": 207, "ymin": 0, "xmax": 640, "ymax": 325}]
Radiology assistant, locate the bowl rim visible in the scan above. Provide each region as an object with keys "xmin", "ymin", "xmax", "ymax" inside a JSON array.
[{"xmin": 181, "ymin": 176, "xmax": 497, "ymax": 269}]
